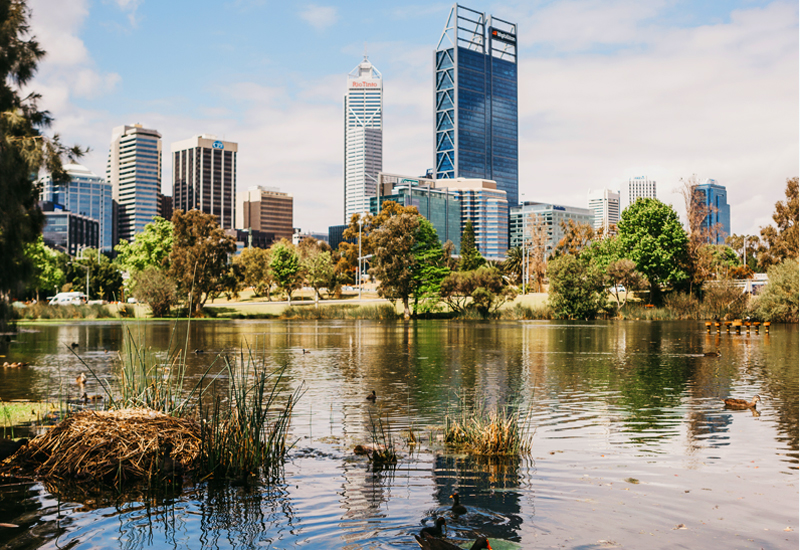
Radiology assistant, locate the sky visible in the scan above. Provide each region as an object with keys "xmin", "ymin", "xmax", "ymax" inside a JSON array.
[{"xmin": 25, "ymin": 0, "xmax": 799, "ymax": 236}]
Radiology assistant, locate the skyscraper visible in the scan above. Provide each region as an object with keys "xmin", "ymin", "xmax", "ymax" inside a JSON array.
[
  {"xmin": 588, "ymin": 188, "xmax": 620, "ymax": 235},
  {"xmin": 344, "ymin": 56, "xmax": 383, "ymax": 222},
  {"xmin": 627, "ymin": 176, "xmax": 656, "ymax": 206},
  {"xmin": 107, "ymin": 124, "xmax": 162, "ymax": 243},
  {"xmin": 171, "ymin": 135, "xmax": 238, "ymax": 229},
  {"xmin": 694, "ymin": 178, "xmax": 731, "ymax": 244},
  {"xmin": 236, "ymin": 186, "xmax": 294, "ymax": 242},
  {"xmin": 39, "ymin": 163, "xmax": 114, "ymax": 253},
  {"xmin": 434, "ymin": 4, "xmax": 518, "ymax": 206}
]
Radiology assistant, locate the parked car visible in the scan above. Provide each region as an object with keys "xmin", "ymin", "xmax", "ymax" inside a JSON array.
[
  {"xmin": 48, "ymin": 292, "xmax": 88, "ymax": 306},
  {"xmin": 608, "ymin": 285, "xmax": 626, "ymax": 293}
]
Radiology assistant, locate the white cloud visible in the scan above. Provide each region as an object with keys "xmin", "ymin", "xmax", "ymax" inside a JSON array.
[
  {"xmin": 299, "ymin": 4, "xmax": 338, "ymax": 30},
  {"xmin": 109, "ymin": 0, "xmax": 142, "ymax": 27}
]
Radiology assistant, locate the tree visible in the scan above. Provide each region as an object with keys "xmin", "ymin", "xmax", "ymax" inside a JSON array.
[
  {"xmin": 458, "ymin": 219, "xmax": 484, "ymax": 271},
  {"xmin": 503, "ymin": 247, "xmax": 523, "ymax": 284},
  {"xmin": 547, "ymin": 255, "xmax": 607, "ymax": 320},
  {"xmin": 233, "ymin": 246, "xmax": 273, "ymax": 298},
  {"xmin": 725, "ymin": 233, "xmax": 759, "ymax": 272},
  {"xmin": 369, "ymin": 213, "xmax": 420, "ymax": 320},
  {"xmin": 439, "ymin": 266, "xmax": 517, "ymax": 318},
  {"xmin": 0, "ymin": 0, "xmax": 85, "ymax": 327},
  {"xmin": 617, "ymin": 199, "xmax": 689, "ymax": 302},
  {"xmin": 132, "ymin": 267, "xmax": 178, "ymax": 317},
  {"xmin": 302, "ymin": 249, "xmax": 334, "ymax": 302},
  {"xmin": 678, "ymin": 175, "xmax": 723, "ymax": 292},
  {"xmin": 168, "ymin": 209, "xmax": 237, "ymax": 315},
  {"xmin": 269, "ymin": 241, "xmax": 301, "ymax": 303},
  {"xmin": 114, "ymin": 216, "xmax": 173, "ymax": 273},
  {"xmin": 758, "ymin": 177, "xmax": 798, "ymax": 269},
  {"xmin": 23, "ymin": 235, "xmax": 64, "ymax": 300},
  {"xmin": 554, "ymin": 219, "xmax": 596, "ymax": 257},
  {"xmin": 605, "ymin": 258, "xmax": 647, "ymax": 311},
  {"xmin": 66, "ymin": 248, "xmax": 123, "ymax": 301},
  {"xmin": 411, "ymin": 218, "xmax": 450, "ymax": 314},
  {"xmin": 752, "ymin": 258, "xmax": 799, "ymax": 323},
  {"xmin": 522, "ymin": 213, "xmax": 549, "ymax": 292}
]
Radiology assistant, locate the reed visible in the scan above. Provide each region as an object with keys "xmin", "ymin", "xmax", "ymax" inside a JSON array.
[
  {"xmin": 197, "ymin": 351, "xmax": 304, "ymax": 481},
  {"xmin": 444, "ymin": 398, "xmax": 532, "ymax": 456},
  {"xmin": 281, "ymin": 304, "xmax": 399, "ymax": 320},
  {"xmin": 16, "ymin": 303, "xmax": 118, "ymax": 320},
  {"xmin": 367, "ymin": 410, "xmax": 398, "ymax": 464}
]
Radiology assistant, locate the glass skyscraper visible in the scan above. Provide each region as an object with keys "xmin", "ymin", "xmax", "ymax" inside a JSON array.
[
  {"xmin": 39, "ymin": 164, "xmax": 114, "ymax": 253},
  {"xmin": 434, "ymin": 5, "xmax": 518, "ymax": 206},
  {"xmin": 107, "ymin": 124, "xmax": 162, "ymax": 243},
  {"xmin": 694, "ymin": 179, "xmax": 731, "ymax": 244},
  {"xmin": 344, "ymin": 56, "xmax": 383, "ymax": 222}
]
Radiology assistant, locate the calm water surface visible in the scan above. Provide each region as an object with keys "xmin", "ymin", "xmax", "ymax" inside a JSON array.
[{"xmin": 0, "ymin": 320, "xmax": 797, "ymax": 549}]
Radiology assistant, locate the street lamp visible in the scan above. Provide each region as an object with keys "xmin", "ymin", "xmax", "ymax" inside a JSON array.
[{"xmin": 357, "ymin": 213, "xmax": 365, "ymax": 301}]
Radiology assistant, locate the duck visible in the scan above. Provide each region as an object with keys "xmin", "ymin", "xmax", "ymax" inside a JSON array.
[
  {"xmin": 450, "ymin": 492, "xmax": 467, "ymax": 515},
  {"xmin": 70, "ymin": 342, "xmax": 79, "ymax": 349},
  {"xmin": 704, "ymin": 351, "xmax": 721, "ymax": 357},
  {"xmin": 419, "ymin": 517, "xmax": 447, "ymax": 539},
  {"xmin": 366, "ymin": 390, "xmax": 377, "ymax": 401},
  {"xmin": 302, "ymin": 349, "xmax": 310, "ymax": 354},
  {"xmin": 414, "ymin": 534, "xmax": 492, "ymax": 550},
  {"xmin": 76, "ymin": 373, "xmax": 87, "ymax": 386},
  {"xmin": 193, "ymin": 349, "xmax": 204, "ymax": 354},
  {"xmin": 723, "ymin": 395, "xmax": 760, "ymax": 409}
]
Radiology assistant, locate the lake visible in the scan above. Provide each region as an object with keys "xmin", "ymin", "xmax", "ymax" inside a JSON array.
[{"xmin": 0, "ymin": 319, "xmax": 797, "ymax": 549}]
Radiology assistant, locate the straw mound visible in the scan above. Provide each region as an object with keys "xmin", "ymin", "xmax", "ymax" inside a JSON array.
[{"xmin": 2, "ymin": 408, "xmax": 201, "ymax": 485}]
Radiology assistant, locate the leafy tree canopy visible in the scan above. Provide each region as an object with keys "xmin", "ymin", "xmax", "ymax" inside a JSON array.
[
  {"xmin": 758, "ymin": 177, "xmax": 798, "ymax": 269},
  {"xmin": 114, "ymin": 216, "xmax": 173, "ymax": 273},
  {"xmin": 546, "ymin": 254, "xmax": 607, "ymax": 320},
  {"xmin": 269, "ymin": 240, "xmax": 302, "ymax": 302},
  {"xmin": 458, "ymin": 219, "xmax": 485, "ymax": 271}
]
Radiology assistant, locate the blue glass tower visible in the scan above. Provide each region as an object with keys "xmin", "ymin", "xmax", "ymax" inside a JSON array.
[
  {"xmin": 434, "ymin": 5, "xmax": 518, "ymax": 206},
  {"xmin": 695, "ymin": 179, "xmax": 731, "ymax": 244}
]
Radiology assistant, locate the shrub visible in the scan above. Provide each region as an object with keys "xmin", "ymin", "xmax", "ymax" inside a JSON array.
[
  {"xmin": 440, "ymin": 266, "xmax": 517, "ymax": 318},
  {"xmin": 752, "ymin": 259, "xmax": 799, "ymax": 322},
  {"xmin": 701, "ymin": 280, "xmax": 749, "ymax": 320},
  {"xmin": 132, "ymin": 267, "xmax": 178, "ymax": 318},
  {"xmin": 663, "ymin": 292, "xmax": 701, "ymax": 318},
  {"xmin": 547, "ymin": 255, "xmax": 607, "ymax": 319}
]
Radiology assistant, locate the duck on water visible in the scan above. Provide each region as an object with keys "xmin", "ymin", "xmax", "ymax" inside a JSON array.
[{"xmin": 723, "ymin": 395, "xmax": 760, "ymax": 410}]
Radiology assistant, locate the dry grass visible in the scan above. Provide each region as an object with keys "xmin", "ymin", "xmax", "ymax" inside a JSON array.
[
  {"xmin": 3, "ymin": 409, "xmax": 201, "ymax": 485},
  {"xmin": 444, "ymin": 402, "xmax": 533, "ymax": 456}
]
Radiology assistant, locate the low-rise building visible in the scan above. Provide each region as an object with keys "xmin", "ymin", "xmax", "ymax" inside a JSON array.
[
  {"xmin": 510, "ymin": 202, "xmax": 594, "ymax": 254},
  {"xmin": 236, "ymin": 186, "xmax": 293, "ymax": 242},
  {"xmin": 40, "ymin": 201, "xmax": 99, "ymax": 256}
]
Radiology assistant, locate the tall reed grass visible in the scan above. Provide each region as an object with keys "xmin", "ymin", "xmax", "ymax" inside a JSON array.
[
  {"xmin": 281, "ymin": 304, "xmax": 399, "ymax": 320},
  {"xmin": 16, "ymin": 303, "xmax": 118, "ymax": 320},
  {"xmin": 444, "ymin": 396, "xmax": 533, "ymax": 456}
]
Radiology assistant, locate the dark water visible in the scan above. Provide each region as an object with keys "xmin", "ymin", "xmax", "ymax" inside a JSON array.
[{"xmin": 0, "ymin": 320, "xmax": 797, "ymax": 549}]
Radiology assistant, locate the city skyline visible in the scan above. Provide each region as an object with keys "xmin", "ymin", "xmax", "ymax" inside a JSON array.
[{"xmin": 27, "ymin": 0, "xmax": 798, "ymax": 236}]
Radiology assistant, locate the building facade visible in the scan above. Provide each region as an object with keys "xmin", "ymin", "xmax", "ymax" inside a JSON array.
[
  {"xmin": 434, "ymin": 4, "xmax": 519, "ymax": 206},
  {"xmin": 171, "ymin": 135, "xmax": 238, "ymax": 229},
  {"xmin": 510, "ymin": 202, "xmax": 594, "ymax": 254},
  {"xmin": 588, "ymin": 188, "xmax": 620, "ymax": 235},
  {"xmin": 627, "ymin": 176, "xmax": 656, "ymax": 206},
  {"xmin": 40, "ymin": 202, "xmax": 99, "ymax": 256},
  {"xmin": 447, "ymin": 178, "xmax": 508, "ymax": 260},
  {"xmin": 344, "ymin": 56, "xmax": 383, "ymax": 222},
  {"xmin": 370, "ymin": 174, "xmax": 462, "ymax": 251},
  {"xmin": 236, "ymin": 186, "xmax": 293, "ymax": 241},
  {"xmin": 39, "ymin": 163, "xmax": 114, "ymax": 253},
  {"xmin": 694, "ymin": 179, "xmax": 731, "ymax": 244},
  {"xmin": 106, "ymin": 124, "xmax": 162, "ymax": 244},
  {"xmin": 157, "ymin": 193, "xmax": 173, "ymax": 222}
]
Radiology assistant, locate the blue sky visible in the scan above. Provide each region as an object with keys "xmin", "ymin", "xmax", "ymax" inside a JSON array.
[{"xmin": 27, "ymin": 0, "xmax": 799, "ymax": 235}]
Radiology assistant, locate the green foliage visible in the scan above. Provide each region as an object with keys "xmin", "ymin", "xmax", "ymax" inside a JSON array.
[
  {"xmin": 269, "ymin": 241, "xmax": 301, "ymax": 301},
  {"xmin": 301, "ymin": 249, "xmax": 335, "ymax": 301},
  {"xmin": 503, "ymin": 247, "xmax": 522, "ymax": 284},
  {"xmin": 131, "ymin": 267, "xmax": 178, "ymax": 317},
  {"xmin": 444, "ymin": 396, "xmax": 532, "ymax": 456},
  {"xmin": 168, "ymin": 210, "xmax": 237, "ymax": 315},
  {"xmin": 547, "ymin": 255, "xmax": 607, "ymax": 319},
  {"xmin": 114, "ymin": 216, "xmax": 173, "ymax": 273},
  {"xmin": 23, "ymin": 235, "xmax": 65, "ymax": 299},
  {"xmin": 440, "ymin": 266, "xmax": 517, "ymax": 318},
  {"xmin": 458, "ymin": 219, "xmax": 485, "ymax": 271},
  {"xmin": 617, "ymin": 199, "xmax": 689, "ymax": 298},
  {"xmin": 752, "ymin": 259, "xmax": 799, "ymax": 322},
  {"xmin": 281, "ymin": 304, "xmax": 399, "ymax": 320},
  {"xmin": 758, "ymin": 177, "xmax": 798, "ymax": 269},
  {"xmin": 63, "ymin": 248, "xmax": 123, "ymax": 301},
  {"xmin": 370, "ymin": 212, "xmax": 420, "ymax": 319},
  {"xmin": 412, "ymin": 218, "xmax": 450, "ymax": 314},
  {"xmin": 700, "ymin": 280, "xmax": 749, "ymax": 320},
  {"xmin": 233, "ymin": 246, "xmax": 272, "ymax": 298}
]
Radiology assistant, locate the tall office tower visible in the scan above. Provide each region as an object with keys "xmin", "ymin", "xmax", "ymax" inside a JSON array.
[
  {"xmin": 344, "ymin": 56, "xmax": 383, "ymax": 222},
  {"xmin": 236, "ymin": 186, "xmax": 294, "ymax": 242},
  {"xmin": 588, "ymin": 189, "xmax": 620, "ymax": 235},
  {"xmin": 434, "ymin": 5, "xmax": 518, "ymax": 206},
  {"xmin": 39, "ymin": 164, "xmax": 114, "ymax": 253},
  {"xmin": 107, "ymin": 124, "xmax": 162, "ymax": 244},
  {"xmin": 171, "ymin": 135, "xmax": 238, "ymax": 229},
  {"xmin": 628, "ymin": 176, "xmax": 656, "ymax": 206},
  {"xmin": 694, "ymin": 178, "xmax": 731, "ymax": 244}
]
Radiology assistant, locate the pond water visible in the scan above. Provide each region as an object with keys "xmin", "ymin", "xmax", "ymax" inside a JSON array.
[{"xmin": 0, "ymin": 320, "xmax": 797, "ymax": 550}]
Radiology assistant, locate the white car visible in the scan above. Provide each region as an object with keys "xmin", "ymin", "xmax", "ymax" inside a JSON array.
[{"xmin": 48, "ymin": 292, "xmax": 88, "ymax": 306}]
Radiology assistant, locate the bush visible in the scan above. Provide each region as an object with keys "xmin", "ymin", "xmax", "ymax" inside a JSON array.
[
  {"xmin": 440, "ymin": 266, "xmax": 517, "ymax": 318},
  {"xmin": 132, "ymin": 267, "xmax": 178, "ymax": 318},
  {"xmin": 663, "ymin": 292, "xmax": 701, "ymax": 318},
  {"xmin": 547, "ymin": 255, "xmax": 607, "ymax": 319},
  {"xmin": 752, "ymin": 259, "xmax": 799, "ymax": 322},
  {"xmin": 701, "ymin": 280, "xmax": 749, "ymax": 320}
]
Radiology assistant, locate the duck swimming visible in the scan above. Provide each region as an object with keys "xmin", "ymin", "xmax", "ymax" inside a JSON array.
[
  {"xmin": 414, "ymin": 534, "xmax": 492, "ymax": 550},
  {"xmin": 450, "ymin": 492, "xmax": 467, "ymax": 515},
  {"xmin": 366, "ymin": 390, "xmax": 377, "ymax": 401},
  {"xmin": 723, "ymin": 395, "xmax": 760, "ymax": 409},
  {"xmin": 76, "ymin": 373, "xmax": 87, "ymax": 386},
  {"xmin": 419, "ymin": 517, "xmax": 446, "ymax": 538}
]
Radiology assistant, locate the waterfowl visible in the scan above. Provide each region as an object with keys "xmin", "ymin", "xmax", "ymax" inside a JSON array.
[
  {"xmin": 366, "ymin": 390, "xmax": 377, "ymax": 401},
  {"xmin": 70, "ymin": 342, "xmax": 79, "ymax": 349},
  {"xmin": 704, "ymin": 351, "xmax": 721, "ymax": 357},
  {"xmin": 723, "ymin": 395, "xmax": 760, "ymax": 409},
  {"xmin": 76, "ymin": 373, "xmax": 87, "ymax": 386},
  {"xmin": 450, "ymin": 492, "xmax": 467, "ymax": 515},
  {"xmin": 414, "ymin": 534, "xmax": 492, "ymax": 550},
  {"xmin": 420, "ymin": 517, "xmax": 446, "ymax": 538},
  {"xmin": 302, "ymin": 349, "xmax": 310, "ymax": 354},
  {"xmin": 193, "ymin": 349, "xmax": 204, "ymax": 354}
]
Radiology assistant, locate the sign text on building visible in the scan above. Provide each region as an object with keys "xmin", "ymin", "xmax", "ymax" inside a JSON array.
[
  {"xmin": 212, "ymin": 141, "xmax": 224, "ymax": 150},
  {"xmin": 489, "ymin": 27, "xmax": 516, "ymax": 45}
]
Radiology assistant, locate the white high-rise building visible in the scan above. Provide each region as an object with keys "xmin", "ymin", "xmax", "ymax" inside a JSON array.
[
  {"xmin": 344, "ymin": 56, "xmax": 383, "ymax": 222},
  {"xmin": 588, "ymin": 188, "xmax": 620, "ymax": 235},
  {"xmin": 627, "ymin": 176, "xmax": 656, "ymax": 206},
  {"xmin": 107, "ymin": 124, "xmax": 162, "ymax": 243}
]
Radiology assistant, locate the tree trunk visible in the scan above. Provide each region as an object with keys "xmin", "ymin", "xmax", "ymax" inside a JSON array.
[{"xmin": 402, "ymin": 297, "xmax": 410, "ymax": 320}]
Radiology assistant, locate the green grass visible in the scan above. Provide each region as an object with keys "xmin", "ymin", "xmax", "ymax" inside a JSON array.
[{"xmin": 444, "ymin": 397, "xmax": 533, "ymax": 456}]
